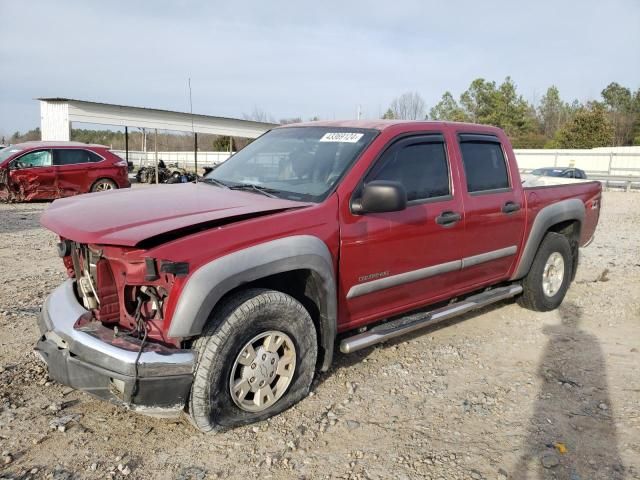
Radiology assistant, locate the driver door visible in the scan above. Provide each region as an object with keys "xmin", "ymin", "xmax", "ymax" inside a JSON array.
[
  {"xmin": 338, "ymin": 134, "xmax": 465, "ymax": 330},
  {"xmin": 9, "ymin": 149, "xmax": 57, "ymax": 200}
]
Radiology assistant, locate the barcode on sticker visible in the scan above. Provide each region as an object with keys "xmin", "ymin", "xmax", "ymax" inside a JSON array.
[{"xmin": 319, "ymin": 132, "xmax": 364, "ymax": 143}]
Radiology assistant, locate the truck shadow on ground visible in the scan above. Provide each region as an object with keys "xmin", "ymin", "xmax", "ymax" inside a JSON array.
[
  {"xmin": 321, "ymin": 300, "xmax": 626, "ymax": 479},
  {"xmin": 510, "ymin": 302, "xmax": 624, "ymax": 479}
]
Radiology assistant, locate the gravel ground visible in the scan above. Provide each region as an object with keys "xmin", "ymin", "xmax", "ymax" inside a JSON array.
[{"xmin": 0, "ymin": 191, "xmax": 638, "ymax": 480}]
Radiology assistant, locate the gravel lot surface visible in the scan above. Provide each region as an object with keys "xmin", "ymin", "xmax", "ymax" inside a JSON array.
[{"xmin": 0, "ymin": 191, "xmax": 638, "ymax": 479}]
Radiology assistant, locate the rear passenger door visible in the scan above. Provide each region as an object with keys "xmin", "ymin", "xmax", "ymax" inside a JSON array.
[
  {"xmin": 339, "ymin": 134, "xmax": 465, "ymax": 330},
  {"xmin": 53, "ymin": 149, "xmax": 103, "ymax": 194},
  {"xmin": 456, "ymin": 134, "xmax": 525, "ymax": 288}
]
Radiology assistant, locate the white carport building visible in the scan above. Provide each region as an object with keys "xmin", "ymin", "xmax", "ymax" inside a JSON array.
[{"xmin": 38, "ymin": 97, "xmax": 277, "ymax": 169}]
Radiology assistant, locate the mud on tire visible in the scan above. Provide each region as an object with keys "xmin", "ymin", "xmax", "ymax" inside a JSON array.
[{"xmin": 188, "ymin": 288, "xmax": 317, "ymax": 432}]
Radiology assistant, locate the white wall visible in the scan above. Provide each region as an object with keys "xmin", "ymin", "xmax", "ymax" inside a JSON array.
[
  {"xmin": 514, "ymin": 147, "xmax": 640, "ymax": 177},
  {"xmin": 112, "ymin": 150, "xmax": 232, "ymax": 169},
  {"xmin": 40, "ymin": 101, "xmax": 70, "ymax": 141},
  {"xmin": 114, "ymin": 147, "xmax": 640, "ymax": 178}
]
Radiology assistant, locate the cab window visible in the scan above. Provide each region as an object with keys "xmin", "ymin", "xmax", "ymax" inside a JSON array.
[
  {"xmin": 459, "ymin": 138, "xmax": 509, "ymax": 193},
  {"xmin": 366, "ymin": 137, "xmax": 450, "ymax": 202}
]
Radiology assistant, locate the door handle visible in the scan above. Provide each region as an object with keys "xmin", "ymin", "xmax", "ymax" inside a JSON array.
[
  {"xmin": 502, "ymin": 202, "xmax": 521, "ymax": 214},
  {"xmin": 435, "ymin": 211, "xmax": 462, "ymax": 226}
]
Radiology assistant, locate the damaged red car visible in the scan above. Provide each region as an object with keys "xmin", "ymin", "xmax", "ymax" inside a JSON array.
[{"xmin": 0, "ymin": 141, "xmax": 130, "ymax": 201}]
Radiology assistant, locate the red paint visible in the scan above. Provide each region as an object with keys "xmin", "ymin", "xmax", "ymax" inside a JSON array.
[
  {"xmin": 0, "ymin": 142, "xmax": 130, "ymax": 201},
  {"xmin": 40, "ymin": 121, "xmax": 602, "ymax": 345},
  {"xmin": 41, "ymin": 183, "xmax": 311, "ymax": 246}
]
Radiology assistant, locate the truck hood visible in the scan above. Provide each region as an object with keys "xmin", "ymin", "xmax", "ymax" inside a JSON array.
[{"xmin": 41, "ymin": 183, "xmax": 311, "ymax": 247}]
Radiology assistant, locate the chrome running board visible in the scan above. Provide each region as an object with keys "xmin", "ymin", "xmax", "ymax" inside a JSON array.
[{"xmin": 339, "ymin": 284, "xmax": 523, "ymax": 354}]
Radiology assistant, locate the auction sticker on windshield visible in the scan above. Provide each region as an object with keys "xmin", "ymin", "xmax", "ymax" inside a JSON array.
[{"xmin": 319, "ymin": 132, "xmax": 364, "ymax": 143}]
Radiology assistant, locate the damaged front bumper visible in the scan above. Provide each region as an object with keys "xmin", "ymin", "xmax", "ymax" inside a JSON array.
[{"xmin": 36, "ymin": 279, "xmax": 195, "ymax": 417}]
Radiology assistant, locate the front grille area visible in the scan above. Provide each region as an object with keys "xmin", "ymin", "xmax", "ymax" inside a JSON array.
[
  {"xmin": 95, "ymin": 259, "xmax": 120, "ymax": 323},
  {"xmin": 70, "ymin": 242, "xmax": 121, "ymax": 322}
]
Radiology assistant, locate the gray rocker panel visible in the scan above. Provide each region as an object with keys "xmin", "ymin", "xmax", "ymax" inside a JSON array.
[
  {"xmin": 168, "ymin": 235, "xmax": 337, "ymax": 371},
  {"xmin": 510, "ymin": 198, "xmax": 585, "ymax": 280}
]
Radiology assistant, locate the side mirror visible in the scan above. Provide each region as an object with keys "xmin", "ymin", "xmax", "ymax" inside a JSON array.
[{"xmin": 352, "ymin": 180, "xmax": 407, "ymax": 214}]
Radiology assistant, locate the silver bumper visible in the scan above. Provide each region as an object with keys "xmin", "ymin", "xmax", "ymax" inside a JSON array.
[{"xmin": 38, "ymin": 279, "xmax": 194, "ymax": 378}]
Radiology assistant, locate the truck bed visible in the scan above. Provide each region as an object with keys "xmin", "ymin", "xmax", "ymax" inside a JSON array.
[{"xmin": 523, "ymin": 180, "xmax": 602, "ymax": 247}]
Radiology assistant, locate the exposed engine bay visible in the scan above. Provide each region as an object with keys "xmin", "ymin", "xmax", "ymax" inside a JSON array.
[{"xmin": 61, "ymin": 240, "xmax": 174, "ymax": 346}]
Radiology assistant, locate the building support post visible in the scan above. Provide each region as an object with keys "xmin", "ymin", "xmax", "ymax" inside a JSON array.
[
  {"xmin": 124, "ymin": 126, "xmax": 129, "ymax": 164},
  {"xmin": 154, "ymin": 128, "xmax": 159, "ymax": 185},
  {"xmin": 194, "ymin": 132, "xmax": 198, "ymax": 182}
]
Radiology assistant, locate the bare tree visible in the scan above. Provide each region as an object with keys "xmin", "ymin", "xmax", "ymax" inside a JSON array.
[
  {"xmin": 389, "ymin": 92, "xmax": 426, "ymax": 120},
  {"xmin": 279, "ymin": 117, "xmax": 302, "ymax": 125},
  {"xmin": 243, "ymin": 107, "xmax": 276, "ymax": 124}
]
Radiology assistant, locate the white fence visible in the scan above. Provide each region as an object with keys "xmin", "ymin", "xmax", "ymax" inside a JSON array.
[
  {"xmin": 113, "ymin": 150, "xmax": 232, "ymax": 169},
  {"xmin": 515, "ymin": 147, "xmax": 640, "ymax": 191},
  {"xmin": 115, "ymin": 147, "xmax": 640, "ymax": 190},
  {"xmin": 514, "ymin": 148, "xmax": 640, "ymax": 177}
]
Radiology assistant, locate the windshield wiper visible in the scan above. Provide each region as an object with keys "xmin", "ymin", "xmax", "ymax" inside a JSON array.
[
  {"xmin": 202, "ymin": 177, "xmax": 230, "ymax": 188},
  {"xmin": 228, "ymin": 183, "xmax": 280, "ymax": 198}
]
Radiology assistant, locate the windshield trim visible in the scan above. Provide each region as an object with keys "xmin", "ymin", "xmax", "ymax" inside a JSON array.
[{"xmin": 207, "ymin": 126, "xmax": 380, "ymax": 203}]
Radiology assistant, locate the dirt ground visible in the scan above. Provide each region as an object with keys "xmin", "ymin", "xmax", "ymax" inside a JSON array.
[{"xmin": 0, "ymin": 190, "xmax": 638, "ymax": 480}]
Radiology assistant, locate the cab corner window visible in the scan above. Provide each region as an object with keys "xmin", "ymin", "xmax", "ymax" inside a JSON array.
[
  {"xmin": 459, "ymin": 141, "xmax": 509, "ymax": 193},
  {"xmin": 367, "ymin": 140, "xmax": 450, "ymax": 202},
  {"xmin": 14, "ymin": 150, "xmax": 52, "ymax": 168}
]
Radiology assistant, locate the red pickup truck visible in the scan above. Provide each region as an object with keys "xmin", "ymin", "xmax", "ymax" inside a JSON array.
[{"xmin": 37, "ymin": 121, "xmax": 601, "ymax": 431}]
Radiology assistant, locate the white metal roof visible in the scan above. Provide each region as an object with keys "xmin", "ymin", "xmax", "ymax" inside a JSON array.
[
  {"xmin": 12, "ymin": 140, "xmax": 108, "ymax": 148},
  {"xmin": 38, "ymin": 98, "xmax": 277, "ymax": 141}
]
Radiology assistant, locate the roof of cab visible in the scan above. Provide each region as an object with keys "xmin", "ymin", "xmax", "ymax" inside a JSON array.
[{"xmin": 278, "ymin": 119, "xmax": 503, "ymax": 133}]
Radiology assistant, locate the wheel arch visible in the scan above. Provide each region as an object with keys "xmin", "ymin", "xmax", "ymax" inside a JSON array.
[
  {"xmin": 168, "ymin": 235, "xmax": 337, "ymax": 371},
  {"xmin": 511, "ymin": 198, "xmax": 585, "ymax": 281}
]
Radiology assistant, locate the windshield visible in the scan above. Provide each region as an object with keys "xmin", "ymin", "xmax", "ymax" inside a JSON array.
[
  {"xmin": 0, "ymin": 146, "xmax": 23, "ymax": 164},
  {"xmin": 206, "ymin": 127, "xmax": 377, "ymax": 202},
  {"xmin": 531, "ymin": 168, "xmax": 563, "ymax": 177}
]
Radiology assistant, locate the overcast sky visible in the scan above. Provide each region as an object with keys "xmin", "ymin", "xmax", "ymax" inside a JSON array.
[{"xmin": 1, "ymin": 0, "xmax": 638, "ymax": 136}]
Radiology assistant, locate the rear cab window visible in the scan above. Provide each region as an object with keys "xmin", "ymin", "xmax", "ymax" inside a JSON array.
[{"xmin": 458, "ymin": 134, "xmax": 510, "ymax": 194}]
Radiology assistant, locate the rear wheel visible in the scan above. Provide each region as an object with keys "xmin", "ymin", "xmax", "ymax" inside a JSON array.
[
  {"xmin": 91, "ymin": 178, "xmax": 117, "ymax": 192},
  {"xmin": 519, "ymin": 232, "xmax": 573, "ymax": 312},
  {"xmin": 188, "ymin": 289, "xmax": 317, "ymax": 432}
]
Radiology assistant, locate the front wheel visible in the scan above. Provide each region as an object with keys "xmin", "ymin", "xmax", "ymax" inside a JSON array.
[
  {"xmin": 519, "ymin": 232, "xmax": 573, "ymax": 312},
  {"xmin": 188, "ymin": 289, "xmax": 317, "ymax": 432}
]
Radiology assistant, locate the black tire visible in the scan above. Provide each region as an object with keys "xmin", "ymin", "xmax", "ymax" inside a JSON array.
[
  {"xmin": 518, "ymin": 232, "xmax": 573, "ymax": 312},
  {"xmin": 90, "ymin": 178, "xmax": 118, "ymax": 192},
  {"xmin": 188, "ymin": 289, "xmax": 317, "ymax": 432}
]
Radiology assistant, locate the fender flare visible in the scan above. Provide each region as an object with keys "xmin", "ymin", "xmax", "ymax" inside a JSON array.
[
  {"xmin": 168, "ymin": 235, "xmax": 337, "ymax": 371},
  {"xmin": 510, "ymin": 198, "xmax": 585, "ymax": 280}
]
